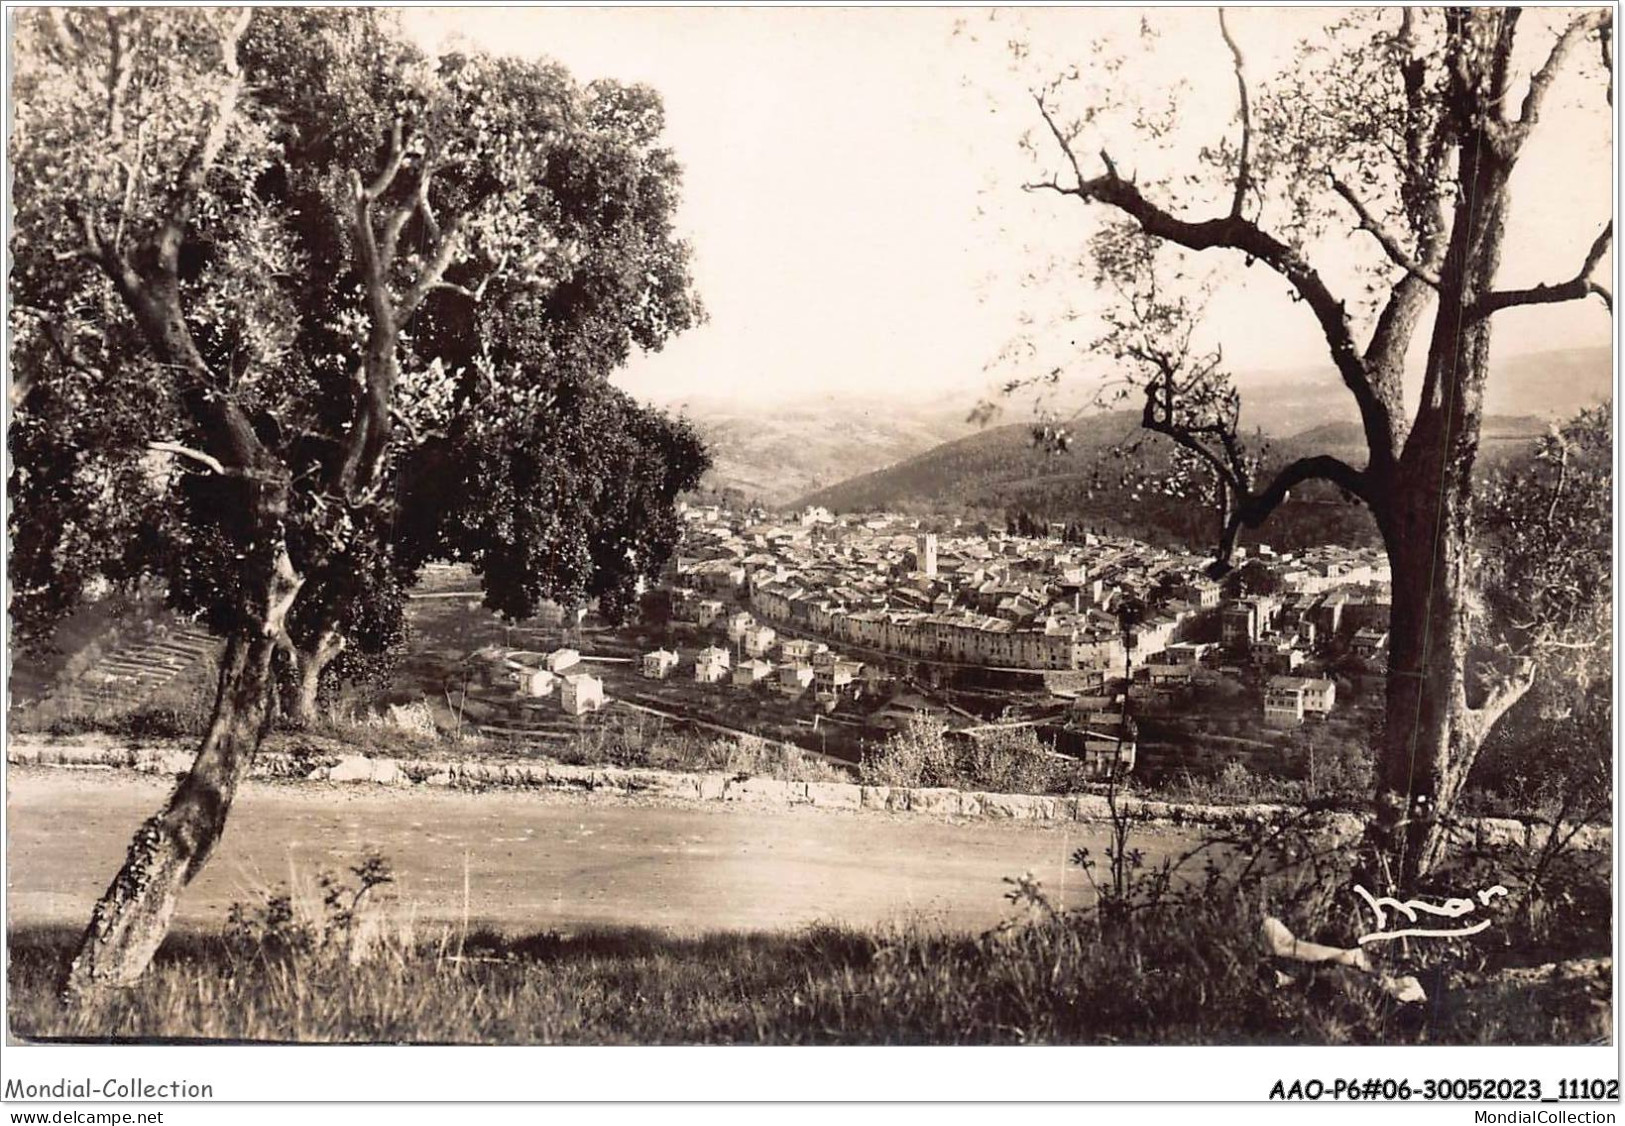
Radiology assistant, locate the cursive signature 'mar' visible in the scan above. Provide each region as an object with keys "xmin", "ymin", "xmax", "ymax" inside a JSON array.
[{"xmin": 1353, "ymin": 883, "xmax": 1509, "ymax": 945}]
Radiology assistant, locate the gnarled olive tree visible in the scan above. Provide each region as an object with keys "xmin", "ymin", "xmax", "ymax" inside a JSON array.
[
  {"xmin": 1013, "ymin": 8, "xmax": 1612, "ymax": 883},
  {"xmin": 11, "ymin": 8, "xmax": 702, "ymax": 994}
]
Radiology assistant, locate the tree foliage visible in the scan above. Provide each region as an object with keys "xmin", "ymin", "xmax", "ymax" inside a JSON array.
[
  {"xmin": 10, "ymin": 8, "xmax": 704, "ymax": 663},
  {"xmin": 401, "ymin": 377, "xmax": 708, "ymax": 626},
  {"xmin": 9, "ymin": 8, "xmax": 709, "ymax": 992},
  {"xmin": 1477, "ymin": 405, "xmax": 1613, "ymax": 682},
  {"xmin": 1472, "ymin": 405, "xmax": 1612, "ymax": 814}
]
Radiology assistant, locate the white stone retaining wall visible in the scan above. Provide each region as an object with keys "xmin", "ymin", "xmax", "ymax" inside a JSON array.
[{"xmin": 6, "ymin": 740, "xmax": 1608, "ymax": 854}]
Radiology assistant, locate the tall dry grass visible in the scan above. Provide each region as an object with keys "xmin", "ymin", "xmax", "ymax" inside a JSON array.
[{"xmin": 10, "ymin": 905, "xmax": 1605, "ymax": 1044}]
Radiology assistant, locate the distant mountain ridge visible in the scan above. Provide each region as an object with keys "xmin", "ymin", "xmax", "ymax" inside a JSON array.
[
  {"xmin": 674, "ymin": 395, "xmax": 977, "ymax": 506},
  {"xmin": 1286, "ymin": 413, "xmax": 1554, "ymax": 450},
  {"xmin": 794, "ymin": 410, "xmax": 1568, "ymax": 553},
  {"xmin": 670, "ymin": 344, "xmax": 1608, "ymax": 513}
]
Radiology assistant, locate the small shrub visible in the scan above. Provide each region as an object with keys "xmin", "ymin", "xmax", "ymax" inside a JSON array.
[
  {"xmin": 224, "ymin": 852, "xmax": 396, "ymax": 966},
  {"xmin": 280, "ymin": 740, "xmax": 341, "ymax": 777},
  {"xmin": 1151, "ymin": 762, "xmax": 1310, "ymax": 806},
  {"xmin": 555, "ymin": 726, "xmax": 847, "ymax": 784},
  {"xmin": 957, "ymin": 728, "xmax": 1058, "ymax": 795},
  {"xmin": 860, "ymin": 718, "xmax": 1085, "ymax": 795},
  {"xmin": 398, "ymin": 760, "xmax": 441, "ymax": 784},
  {"xmin": 1217, "ymin": 760, "xmax": 1256, "ymax": 796},
  {"xmin": 858, "ymin": 715, "xmax": 956, "ymax": 788},
  {"xmin": 380, "ymin": 700, "xmax": 437, "ymax": 738}
]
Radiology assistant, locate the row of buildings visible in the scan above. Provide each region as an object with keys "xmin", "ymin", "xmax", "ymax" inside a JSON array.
[
  {"xmin": 642, "ymin": 637, "xmax": 869, "ymax": 703},
  {"xmin": 475, "ymin": 647, "xmax": 607, "ymax": 715},
  {"xmin": 670, "ymin": 505, "xmax": 1391, "ymax": 682}
]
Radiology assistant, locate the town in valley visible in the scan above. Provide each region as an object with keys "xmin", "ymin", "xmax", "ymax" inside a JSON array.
[{"xmin": 443, "ymin": 499, "xmax": 1396, "ymax": 789}]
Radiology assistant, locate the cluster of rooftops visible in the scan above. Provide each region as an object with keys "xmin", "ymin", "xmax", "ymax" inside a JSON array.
[{"xmin": 670, "ymin": 504, "xmax": 1391, "ymax": 678}]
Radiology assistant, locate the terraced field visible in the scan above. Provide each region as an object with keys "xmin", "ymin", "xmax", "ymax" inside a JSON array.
[{"xmin": 38, "ymin": 624, "xmax": 220, "ymax": 717}]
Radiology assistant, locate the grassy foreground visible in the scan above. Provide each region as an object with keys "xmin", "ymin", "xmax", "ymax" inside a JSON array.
[{"xmin": 9, "ymin": 900, "xmax": 1609, "ymax": 1045}]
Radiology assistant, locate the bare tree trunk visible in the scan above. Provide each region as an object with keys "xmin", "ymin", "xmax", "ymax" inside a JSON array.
[
  {"xmin": 62, "ymin": 631, "xmax": 280, "ymax": 996},
  {"xmin": 1371, "ymin": 116, "xmax": 1510, "ymax": 885},
  {"xmin": 1374, "ymin": 485, "xmax": 1477, "ymax": 885},
  {"xmin": 287, "ymin": 626, "xmax": 346, "ymax": 728},
  {"xmin": 63, "ymin": 516, "xmax": 303, "ymax": 998},
  {"xmin": 54, "ymin": 39, "xmax": 314, "ymax": 995}
]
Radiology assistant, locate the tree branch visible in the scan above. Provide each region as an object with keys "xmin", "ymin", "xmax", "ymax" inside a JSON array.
[
  {"xmin": 1488, "ymin": 7, "xmax": 1522, "ymax": 121},
  {"xmin": 1142, "ymin": 392, "xmax": 1239, "ymax": 495},
  {"xmin": 1135, "ymin": 355, "xmax": 1252, "ymax": 498},
  {"xmin": 378, "ymin": 201, "xmax": 415, "ymax": 276},
  {"xmin": 1544, "ymin": 423, "xmax": 1571, "ymax": 524},
  {"xmin": 334, "ymin": 129, "xmax": 454, "ymax": 504},
  {"xmin": 148, "ymin": 441, "xmax": 230, "ymax": 476},
  {"xmin": 1479, "ymin": 221, "xmax": 1613, "ymax": 314},
  {"xmin": 379, "ymin": 150, "xmax": 439, "ymax": 268},
  {"xmin": 47, "ymin": 9, "xmax": 86, "ymax": 58},
  {"xmin": 349, "ymin": 177, "xmax": 393, "ymax": 327},
  {"xmin": 1519, "ymin": 11, "xmax": 1612, "ymax": 128},
  {"xmin": 1217, "ymin": 8, "xmax": 1251, "ymax": 219},
  {"xmin": 428, "ymin": 254, "xmax": 507, "ymax": 305},
  {"xmin": 1023, "ymin": 176, "xmax": 1071, "ymax": 197},
  {"xmin": 103, "ymin": 10, "xmax": 134, "ymax": 145},
  {"xmin": 1363, "ymin": 15, "xmax": 1453, "ymax": 446},
  {"xmin": 10, "ymin": 369, "xmax": 35, "ymax": 412},
  {"xmin": 414, "ymin": 147, "xmax": 443, "ymax": 243},
  {"xmin": 1208, "ymin": 455, "xmax": 1368, "ymax": 576},
  {"xmin": 1465, "ymin": 659, "xmax": 1537, "ymax": 746},
  {"xmin": 1033, "ymin": 90, "xmax": 1086, "ymax": 190},
  {"xmin": 395, "ymin": 221, "xmax": 466, "ymax": 326},
  {"xmin": 28, "ymin": 311, "xmax": 105, "ymax": 396},
  {"xmin": 361, "ymin": 119, "xmax": 405, "ymax": 202},
  {"xmin": 1331, "ymin": 177, "xmax": 1440, "ymax": 286},
  {"xmin": 388, "ymin": 405, "xmax": 449, "ymax": 450},
  {"xmin": 66, "ymin": 198, "xmax": 140, "ymax": 295},
  {"xmin": 1600, "ymin": 20, "xmax": 1614, "ymax": 107},
  {"xmin": 58, "ymin": 12, "xmax": 274, "ymax": 491},
  {"xmin": 157, "ymin": 8, "xmax": 252, "ymax": 272},
  {"xmin": 114, "ymin": 121, "xmax": 148, "ymax": 254},
  {"xmin": 1029, "ymin": 94, "xmax": 1396, "ymax": 468}
]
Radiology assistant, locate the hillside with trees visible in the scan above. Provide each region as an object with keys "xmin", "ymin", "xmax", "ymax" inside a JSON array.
[
  {"xmin": 678, "ymin": 394, "xmax": 975, "ymax": 506},
  {"xmin": 690, "ymin": 343, "xmax": 1605, "ymax": 512},
  {"xmin": 800, "ymin": 410, "xmax": 1551, "ymax": 552}
]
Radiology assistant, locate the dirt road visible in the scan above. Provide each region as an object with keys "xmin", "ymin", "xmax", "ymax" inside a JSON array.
[{"xmin": 6, "ymin": 768, "xmax": 1203, "ymax": 936}]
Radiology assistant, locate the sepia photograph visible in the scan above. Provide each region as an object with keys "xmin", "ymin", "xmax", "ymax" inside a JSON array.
[{"xmin": 1, "ymin": 0, "xmax": 1617, "ymax": 1106}]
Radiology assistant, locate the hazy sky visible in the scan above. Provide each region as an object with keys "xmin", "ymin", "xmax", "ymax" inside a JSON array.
[{"xmin": 403, "ymin": 7, "xmax": 1614, "ymax": 412}]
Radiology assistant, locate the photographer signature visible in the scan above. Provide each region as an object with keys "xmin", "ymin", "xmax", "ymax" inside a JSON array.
[{"xmin": 1353, "ymin": 883, "xmax": 1509, "ymax": 945}]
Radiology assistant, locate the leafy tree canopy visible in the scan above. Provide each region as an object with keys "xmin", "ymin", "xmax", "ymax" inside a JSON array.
[
  {"xmin": 1471, "ymin": 405, "xmax": 1612, "ymax": 814},
  {"xmin": 10, "ymin": 8, "xmax": 705, "ymax": 659}
]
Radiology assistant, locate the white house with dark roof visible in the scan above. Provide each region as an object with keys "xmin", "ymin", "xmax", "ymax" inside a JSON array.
[
  {"xmin": 726, "ymin": 610, "xmax": 755, "ymax": 642},
  {"xmin": 1263, "ymin": 676, "xmax": 1336, "ymax": 725},
  {"xmin": 732, "ymin": 658, "xmax": 773, "ymax": 687},
  {"xmin": 777, "ymin": 663, "xmax": 815, "ymax": 696},
  {"xmin": 514, "ymin": 665, "xmax": 558, "ymax": 698},
  {"xmin": 741, "ymin": 624, "xmax": 778, "ymax": 658},
  {"xmin": 1351, "ymin": 627, "xmax": 1389, "ymax": 661}
]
